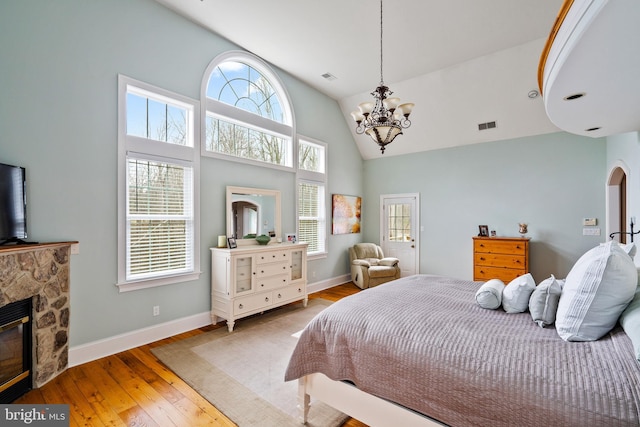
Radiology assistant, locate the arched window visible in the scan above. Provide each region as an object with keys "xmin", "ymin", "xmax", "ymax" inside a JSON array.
[{"xmin": 202, "ymin": 51, "xmax": 294, "ymax": 168}]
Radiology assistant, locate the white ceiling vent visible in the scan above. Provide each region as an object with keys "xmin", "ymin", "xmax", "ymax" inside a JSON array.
[
  {"xmin": 321, "ymin": 72, "xmax": 337, "ymax": 81},
  {"xmin": 478, "ymin": 121, "xmax": 497, "ymax": 131}
]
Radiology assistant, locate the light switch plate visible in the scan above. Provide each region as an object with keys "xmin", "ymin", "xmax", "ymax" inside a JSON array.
[{"xmin": 583, "ymin": 227, "xmax": 601, "ymax": 236}]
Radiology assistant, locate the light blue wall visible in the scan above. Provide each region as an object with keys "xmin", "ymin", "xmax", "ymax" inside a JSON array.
[
  {"xmin": 0, "ymin": 0, "xmax": 363, "ymax": 346},
  {"xmin": 362, "ymin": 132, "xmax": 607, "ymax": 282}
]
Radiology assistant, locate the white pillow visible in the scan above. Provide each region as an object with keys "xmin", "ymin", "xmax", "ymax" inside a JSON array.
[
  {"xmin": 604, "ymin": 241, "xmax": 637, "ymax": 259},
  {"xmin": 502, "ymin": 273, "xmax": 536, "ymax": 313},
  {"xmin": 529, "ymin": 275, "xmax": 562, "ymax": 327},
  {"xmin": 556, "ymin": 241, "xmax": 638, "ymax": 342},
  {"xmin": 475, "ymin": 279, "xmax": 505, "ymax": 310}
]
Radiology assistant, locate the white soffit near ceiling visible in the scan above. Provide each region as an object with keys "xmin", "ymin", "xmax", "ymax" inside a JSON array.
[{"xmin": 542, "ymin": 0, "xmax": 640, "ymax": 138}]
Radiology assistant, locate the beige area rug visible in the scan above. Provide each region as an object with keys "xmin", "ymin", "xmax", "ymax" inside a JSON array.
[{"xmin": 151, "ymin": 299, "xmax": 348, "ymax": 427}]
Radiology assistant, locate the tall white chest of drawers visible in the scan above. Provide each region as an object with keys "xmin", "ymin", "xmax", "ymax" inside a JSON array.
[{"xmin": 210, "ymin": 243, "xmax": 308, "ymax": 332}]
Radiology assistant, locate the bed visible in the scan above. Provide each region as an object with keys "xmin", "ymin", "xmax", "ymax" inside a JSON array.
[{"xmin": 284, "ymin": 274, "xmax": 640, "ymax": 427}]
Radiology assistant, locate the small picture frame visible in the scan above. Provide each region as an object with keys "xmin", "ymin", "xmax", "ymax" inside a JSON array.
[
  {"xmin": 227, "ymin": 237, "xmax": 237, "ymax": 249},
  {"xmin": 478, "ymin": 225, "xmax": 489, "ymax": 237},
  {"xmin": 490, "ymin": 230, "xmax": 496, "ymax": 237},
  {"xmin": 286, "ymin": 233, "xmax": 297, "ymax": 244}
]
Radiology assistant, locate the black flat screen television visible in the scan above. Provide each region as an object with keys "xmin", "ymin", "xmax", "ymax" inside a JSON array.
[{"xmin": 0, "ymin": 162, "xmax": 28, "ymax": 245}]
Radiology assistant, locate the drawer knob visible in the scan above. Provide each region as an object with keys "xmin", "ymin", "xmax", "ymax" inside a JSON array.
[
  {"xmin": 260, "ymin": 284, "xmax": 265, "ymax": 287},
  {"xmin": 265, "ymin": 297, "xmax": 270, "ymax": 302},
  {"xmin": 277, "ymin": 293, "xmax": 282, "ymax": 298},
  {"xmin": 238, "ymin": 304, "xmax": 243, "ymax": 309},
  {"xmin": 298, "ymin": 288, "xmax": 302, "ymax": 293}
]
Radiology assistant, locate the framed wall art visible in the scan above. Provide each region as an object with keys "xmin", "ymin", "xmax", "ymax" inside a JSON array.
[{"xmin": 332, "ymin": 194, "xmax": 361, "ymax": 234}]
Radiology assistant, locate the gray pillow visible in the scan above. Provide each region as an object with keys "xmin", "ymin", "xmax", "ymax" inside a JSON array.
[
  {"xmin": 556, "ymin": 241, "xmax": 637, "ymax": 342},
  {"xmin": 619, "ymin": 285, "xmax": 640, "ymax": 360},
  {"xmin": 529, "ymin": 275, "xmax": 562, "ymax": 327},
  {"xmin": 502, "ymin": 273, "xmax": 536, "ymax": 313},
  {"xmin": 475, "ymin": 279, "xmax": 505, "ymax": 309}
]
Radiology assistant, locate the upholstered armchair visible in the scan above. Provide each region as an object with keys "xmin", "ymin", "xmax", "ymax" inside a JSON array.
[{"xmin": 349, "ymin": 243, "xmax": 401, "ymax": 289}]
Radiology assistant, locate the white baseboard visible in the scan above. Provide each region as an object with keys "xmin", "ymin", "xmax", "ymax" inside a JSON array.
[
  {"xmin": 68, "ymin": 274, "xmax": 352, "ymax": 367},
  {"xmin": 308, "ymin": 274, "xmax": 351, "ymax": 294},
  {"xmin": 68, "ymin": 311, "xmax": 211, "ymax": 367}
]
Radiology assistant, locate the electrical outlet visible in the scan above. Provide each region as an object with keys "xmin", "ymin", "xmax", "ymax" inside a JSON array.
[
  {"xmin": 70, "ymin": 243, "xmax": 80, "ymax": 255},
  {"xmin": 583, "ymin": 227, "xmax": 601, "ymax": 236},
  {"xmin": 153, "ymin": 306, "xmax": 160, "ymax": 316}
]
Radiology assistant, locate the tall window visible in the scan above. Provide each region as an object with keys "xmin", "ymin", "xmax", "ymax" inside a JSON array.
[
  {"xmin": 202, "ymin": 52, "xmax": 294, "ymax": 169},
  {"xmin": 117, "ymin": 75, "xmax": 200, "ymax": 292},
  {"xmin": 297, "ymin": 137, "xmax": 327, "ymax": 256}
]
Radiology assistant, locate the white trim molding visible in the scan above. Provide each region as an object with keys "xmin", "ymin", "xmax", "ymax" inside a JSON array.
[{"xmin": 69, "ymin": 311, "xmax": 211, "ymax": 367}]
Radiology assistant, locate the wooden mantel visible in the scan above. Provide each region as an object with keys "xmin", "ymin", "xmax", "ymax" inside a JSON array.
[{"xmin": 0, "ymin": 241, "xmax": 78, "ymax": 254}]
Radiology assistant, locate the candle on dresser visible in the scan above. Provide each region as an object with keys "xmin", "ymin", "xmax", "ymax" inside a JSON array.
[{"xmin": 218, "ymin": 235, "xmax": 227, "ymax": 248}]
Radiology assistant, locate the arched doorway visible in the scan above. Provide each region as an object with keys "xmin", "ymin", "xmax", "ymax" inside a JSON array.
[{"xmin": 607, "ymin": 165, "xmax": 628, "ymax": 243}]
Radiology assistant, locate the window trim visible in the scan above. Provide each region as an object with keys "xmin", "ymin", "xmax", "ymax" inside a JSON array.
[
  {"xmin": 200, "ymin": 50, "xmax": 296, "ymax": 170},
  {"xmin": 117, "ymin": 74, "xmax": 201, "ymax": 292},
  {"xmin": 297, "ymin": 135, "xmax": 328, "ymax": 259}
]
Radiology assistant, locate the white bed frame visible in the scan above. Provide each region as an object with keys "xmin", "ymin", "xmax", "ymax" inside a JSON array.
[{"xmin": 297, "ymin": 373, "xmax": 446, "ymax": 427}]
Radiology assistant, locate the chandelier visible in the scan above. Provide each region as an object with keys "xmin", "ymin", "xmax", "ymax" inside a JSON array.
[{"xmin": 350, "ymin": 0, "xmax": 414, "ymax": 154}]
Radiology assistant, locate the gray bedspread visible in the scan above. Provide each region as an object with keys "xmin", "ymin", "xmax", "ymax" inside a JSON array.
[{"xmin": 284, "ymin": 274, "xmax": 640, "ymax": 426}]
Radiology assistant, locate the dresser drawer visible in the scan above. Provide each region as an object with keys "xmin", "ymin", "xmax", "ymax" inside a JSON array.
[
  {"xmin": 273, "ymin": 285, "xmax": 306, "ymax": 302},
  {"xmin": 256, "ymin": 250, "xmax": 290, "ymax": 264},
  {"xmin": 234, "ymin": 292, "xmax": 273, "ymax": 315},
  {"xmin": 474, "ymin": 253, "xmax": 526, "ymax": 269},
  {"xmin": 255, "ymin": 261, "xmax": 289, "ymax": 278},
  {"xmin": 474, "ymin": 266, "xmax": 525, "ymax": 283},
  {"xmin": 256, "ymin": 273, "xmax": 289, "ymax": 291},
  {"xmin": 474, "ymin": 240, "xmax": 527, "ymax": 255}
]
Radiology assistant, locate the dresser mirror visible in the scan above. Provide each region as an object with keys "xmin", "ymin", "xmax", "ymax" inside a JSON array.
[{"xmin": 227, "ymin": 186, "xmax": 281, "ymax": 244}]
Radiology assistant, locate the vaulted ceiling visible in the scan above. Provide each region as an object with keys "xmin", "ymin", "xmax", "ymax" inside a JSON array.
[{"xmin": 155, "ymin": 0, "xmax": 568, "ymax": 158}]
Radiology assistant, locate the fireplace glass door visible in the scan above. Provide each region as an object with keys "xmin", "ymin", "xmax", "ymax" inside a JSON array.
[{"xmin": 0, "ymin": 299, "xmax": 32, "ymax": 403}]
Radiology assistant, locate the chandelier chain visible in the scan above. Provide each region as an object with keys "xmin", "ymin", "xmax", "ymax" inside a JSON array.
[{"xmin": 379, "ymin": 0, "xmax": 384, "ymax": 85}]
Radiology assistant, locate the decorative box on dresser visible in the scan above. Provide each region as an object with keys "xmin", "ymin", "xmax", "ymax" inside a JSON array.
[
  {"xmin": 211, "ymin": 242, "xmax": 308, "ymax": 332},
  {"xmin": 473, "ymin": 236, "xmax": 530, "ymax": 283}
]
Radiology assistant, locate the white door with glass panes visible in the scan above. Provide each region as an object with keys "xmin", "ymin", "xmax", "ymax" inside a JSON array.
[{"xmin": 380, "ymin": 194, "xmax": 419, "ymax": 277}]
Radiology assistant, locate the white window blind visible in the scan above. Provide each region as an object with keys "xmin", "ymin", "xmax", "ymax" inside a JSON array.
[
  {"xmin": 126, "ymin": 158, "xmax": 194, "ymax": 280},
  {"xmin": 298, "ymin": 181, "xmax": 325, "ymax": 254}
]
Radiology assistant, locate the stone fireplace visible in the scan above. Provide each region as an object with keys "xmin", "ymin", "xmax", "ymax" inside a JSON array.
[{"xmin": 0, "ymin": 242, "xmax": 73, "ymax": 396}]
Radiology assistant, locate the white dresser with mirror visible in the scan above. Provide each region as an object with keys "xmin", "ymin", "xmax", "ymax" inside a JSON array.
[{"xmin": 210, "ymin": 186, "xmax": 308, "ymax": 332}]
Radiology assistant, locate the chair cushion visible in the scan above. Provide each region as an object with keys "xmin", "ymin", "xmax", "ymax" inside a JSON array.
[
  {"xmin": 354, "ymin": 244, "xmax": 382, "ymax": 259},
  {"xmin": 368, "ymin": 266, "xmax": 399, "ymax": 278}
]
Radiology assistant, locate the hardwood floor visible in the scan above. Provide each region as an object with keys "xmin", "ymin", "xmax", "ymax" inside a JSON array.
[{"xmin": 15, "ymin": 282, "xmax": 367, "ymax": 427}]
